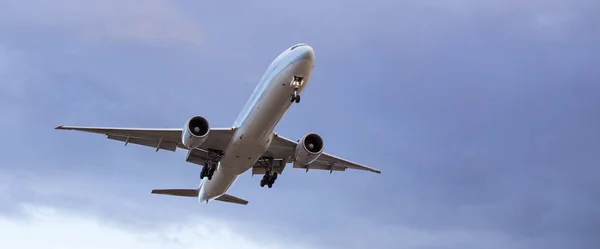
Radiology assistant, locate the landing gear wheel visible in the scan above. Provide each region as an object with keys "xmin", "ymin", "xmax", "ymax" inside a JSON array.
[
  {"xmin": 207, "ymin": 163, "xmax": 217, "ymax": 180},
  {"xmin": 258, "ymin": 157, "xmax": 280, "ymax": 188},
  {"xmin": 290, "ymin": 87, "xmax": 300, "ymax": 103},
  {"xmin": 261, "ymin": 172, "xmax": 278, "ymax": 188},
  {"xmin": 201, "ymin": 150, "xmax": 223, "ymax": 181},
  {"xmin": 200, "ymin": 163, "xmax": 208, "ymax": 179},
  {"xmin": 269, "ymin": 173, "xmax": 277, "ymax": 187},
  {"xmin": 260, "ymin": 171, "xmax": 271, "ymax": 188}
]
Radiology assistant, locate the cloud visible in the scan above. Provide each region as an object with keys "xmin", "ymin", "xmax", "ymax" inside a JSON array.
[
  {"xmin": 0, "ymin": 0, "xmax": 203, "ymax": 45},
  {"xmin": 1, "ymin": 1, "xmax": 599, "ymax": 249},
  {"xmin": 0, "ymin": 204, "xmax": 514, "ymax": 249},
  {"xmin": 0, "ymin": 43, "xmax": 7, "ymax": 73},
  {"xmin": 0, "ymin": 168, "xmax": 534, "ymax": 249},
  {"xmin": 0, "ymin": 43, "xmax": 33, "ymax": 99},
  {"xmin": 0, "ymin": 204, "xmax": 318, "ymax": 249}
]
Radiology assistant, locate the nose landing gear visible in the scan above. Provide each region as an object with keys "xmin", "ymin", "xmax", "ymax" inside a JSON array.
[
  {"xmin": 290, "ymin": 76, "xmax": 304, "ymax": 103},
  {"xmin": 290, "ymin": 92, "xmax": 301, "ymax": 103}
]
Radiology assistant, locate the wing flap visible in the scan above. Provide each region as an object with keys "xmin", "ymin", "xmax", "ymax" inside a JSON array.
[
  {"xmin": 314, "ymin": 153, "xmax": 382, "ymax": 174},
  {"xmin": 56, "ymin": 125, "xmax": 182, "ymax": 139},
  {"xmin": 293, "ymin": 161, "xmax": 346, "ymax": 172},
  {"xmin": 55, "ymin": 125, "xmax": 237, "ymax": 156},
  {"xmin": 268, "ymin": 134, "xmax": 382, "ymax": 174},
  {"xmin": 215, "ymin": 194, "xmax": 248, "ymax": 205},
  {"xmin": 108, "ymin": 135, "xmax": 178, "ymax": 151},
  {"xmin": 151, "ymin": 189, "xmax": 198, "ymax": 197}
]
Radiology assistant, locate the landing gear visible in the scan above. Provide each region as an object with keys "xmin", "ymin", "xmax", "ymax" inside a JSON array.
[
  {"xmin": 257, "ymin": 157, "xmax": 278, "ymax": 188},
  {"xmin": 260, "ymin": 172, "xmax": 277, "ymax": 188},
  {"xmin": 290, "ymin": 76, "xmax": 303, "ymax": 103},
  {"xmin": 200, "ymin": 162, "xmax": 218, "ymax": 180},
  {"xmin": 290, "ymin": 92, "xmax": 300, "ymax": 103},
  {"xmin": 200, "ymin": 149, "xmax": 223, "ymax": 180}
]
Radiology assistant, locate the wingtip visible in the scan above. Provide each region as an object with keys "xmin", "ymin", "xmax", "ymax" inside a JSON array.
[{"xmin": 55, "ymin": 124, "xmax": 65, "ymax": 129}]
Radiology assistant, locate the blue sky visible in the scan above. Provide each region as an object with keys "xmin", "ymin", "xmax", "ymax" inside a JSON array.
[{"xmin": 1, "ymin": 0, "xmax": 599, "ymax": 248}]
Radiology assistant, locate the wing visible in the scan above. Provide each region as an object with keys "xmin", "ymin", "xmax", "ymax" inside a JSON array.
[
  {"xmin": 55, "ymin": 125, "xmax": 235, "ymax": 163},
  {"xmin": 261, "ymin": 133, "xmax": 382, "ymax": 174},
  {"xmin": 56, "ymin": 125, "xmax": 381, "ymax": 174}
]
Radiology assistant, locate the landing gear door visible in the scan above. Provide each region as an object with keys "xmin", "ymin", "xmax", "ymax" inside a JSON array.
[
  {"xmin": 251, "ymin": 158, "xmax": 286, "ymax": 176},
  {"xmin": 185, "ymin": 149, "xmax": 208, "ymax": 166}
]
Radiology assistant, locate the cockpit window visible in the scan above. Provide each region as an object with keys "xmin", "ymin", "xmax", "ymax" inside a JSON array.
[{"xmin": 290, "ymin": 44, "xmax": 305, "ymax": 50}]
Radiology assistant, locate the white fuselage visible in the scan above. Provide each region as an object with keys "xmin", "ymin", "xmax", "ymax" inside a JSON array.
[{"xmin": 198, "ymin": 44, "xmax": 315, "ymax": 203}]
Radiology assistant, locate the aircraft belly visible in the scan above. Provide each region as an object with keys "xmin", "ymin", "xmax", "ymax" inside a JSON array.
[
  {"xmin": 202, "ymin": 60, "xmax": 313, "ymax": 202},
  {"xmin": 200, "ymin": 169, "xmax": 237, "ymax": 200},
  {"xmin": 222, "ymin": 142, "xmax": 262, "ymax": 172},
  {"xmin": 254, "ymin": 67, "xmax": 298, "ymax": 133}
]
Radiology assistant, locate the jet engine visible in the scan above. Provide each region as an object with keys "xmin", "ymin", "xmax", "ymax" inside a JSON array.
[
  {"xmin": 181, "ymin": 116, "xmax": 210, "ymax": 149},
  {"xmin": 294, "ymin": 133, "xmax": 324, "ymax": 165}
]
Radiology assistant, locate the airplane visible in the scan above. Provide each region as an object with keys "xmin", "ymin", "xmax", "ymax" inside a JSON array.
[{"xmin": 55, "ymin": 43, "xmax": 381, "ymax": 205}]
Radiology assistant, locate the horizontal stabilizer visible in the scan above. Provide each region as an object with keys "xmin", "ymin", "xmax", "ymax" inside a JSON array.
[
  {"xmin": 215, "ymin": 194, "xmax": 249, "ymax": 205},
  {"xmin": 151, "ymin": 189, "xmax": 198, "ymax": 197},
  {"xmin": 151, "ymin": 189, "xmax": 248, "ymax": 205}
]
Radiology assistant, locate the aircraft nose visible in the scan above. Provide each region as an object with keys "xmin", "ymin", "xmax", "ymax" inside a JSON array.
[{"xmin": 300, "ymin": 45, "xmax": 315, "ymax": 62}]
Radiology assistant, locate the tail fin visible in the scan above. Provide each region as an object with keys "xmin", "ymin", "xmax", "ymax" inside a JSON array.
[{"xmin": 150, "ymin": 189, "xmax": 249, "ymax": 205}]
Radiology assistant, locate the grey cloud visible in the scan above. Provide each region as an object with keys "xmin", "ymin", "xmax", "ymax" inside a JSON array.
[
  {"xmin": 1, "ymin": 0, "xmax": 599, "ymax": 249},
  {"xmin": 0, "ymin": 0, "xmax": 203, "ymax": 45},
  {"xmin": 212, "ymin": 0, "xmax": 600, "ymax": 248}
]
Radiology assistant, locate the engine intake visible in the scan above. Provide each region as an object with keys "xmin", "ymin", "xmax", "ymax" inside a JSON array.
[
  {"xmin": 182, "ymin": 116, "xmax": 210, "ymax": 149},
  {"xmin": 294, "ymin": 133, "xmax": 324, "ymax": 165}
]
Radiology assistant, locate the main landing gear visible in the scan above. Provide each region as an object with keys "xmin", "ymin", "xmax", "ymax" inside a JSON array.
[
  {"xmin": 261, "ymin": 173, "xmax": 277, "ymax": 188},
  {"xmin": 290, "ymin": 76, "xmax": 304, "ymax": 103},
  {"xmin": 258, "ymin": 157, "xmax": 278, "ymax": 188},
  {"xmin": 200, "ymin": 149, "xmax": 223, "ymax": 180}
]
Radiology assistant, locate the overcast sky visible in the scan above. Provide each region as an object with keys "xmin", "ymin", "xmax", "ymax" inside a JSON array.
[{"xmin": 1, "ymin": 1, "xmax": 599, "ymax": 249}]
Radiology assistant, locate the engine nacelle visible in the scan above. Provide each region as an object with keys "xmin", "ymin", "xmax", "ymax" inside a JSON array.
[
  {"xmin": 294, "ymin": 133, "xmax": 324, "ymax": 165},
  {"xmin": 182, "ymin": 116, "xmax": 210, "ymax": 149}
]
